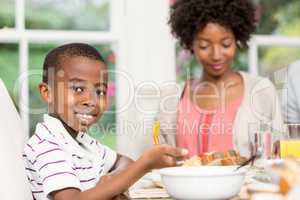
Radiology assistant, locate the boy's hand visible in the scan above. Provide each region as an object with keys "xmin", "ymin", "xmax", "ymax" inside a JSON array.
[{"xmin": 140, "ymin": 145, "xmax": 188, "ymax": 171}]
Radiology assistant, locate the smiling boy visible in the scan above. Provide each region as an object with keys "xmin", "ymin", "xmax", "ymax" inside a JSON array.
[{"xmin": 23, "ymin": 43, "xmax": 187, "ymax": 200}]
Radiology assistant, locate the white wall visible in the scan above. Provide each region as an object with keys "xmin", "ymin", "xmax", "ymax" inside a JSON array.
[{"xmin": 116, "ymin": 0, "xmax": 175, "ymax": 159}]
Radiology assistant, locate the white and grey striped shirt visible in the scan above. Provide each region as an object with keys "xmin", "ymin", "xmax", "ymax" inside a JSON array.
[{"xmin": 23, "ymin": 114, "xmax": 117, "ymax": 200}]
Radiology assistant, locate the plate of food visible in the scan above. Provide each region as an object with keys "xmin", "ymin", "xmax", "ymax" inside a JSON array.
[{"xmin": 182, "ymin": 149, "xmax": 248, "ymax": 167}]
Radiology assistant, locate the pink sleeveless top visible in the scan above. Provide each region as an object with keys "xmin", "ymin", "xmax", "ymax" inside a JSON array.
[{"xmin": 176, "ymin": 81, "xmax": 243, "ymax": 158}]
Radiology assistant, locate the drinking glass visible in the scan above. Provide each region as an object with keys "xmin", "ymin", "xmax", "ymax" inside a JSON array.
[{"xmin": 280, "ymin": 123, "xmax": 300, "ymax": 158}]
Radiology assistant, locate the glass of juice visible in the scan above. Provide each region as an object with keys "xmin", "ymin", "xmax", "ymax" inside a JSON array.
[{"xmin": 280, "ymin": 124, "xmax": 300, "ymax": 158}]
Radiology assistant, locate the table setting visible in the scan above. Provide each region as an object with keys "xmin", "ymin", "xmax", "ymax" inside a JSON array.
[
  {"xmin": 127, "ymin": 122, "xmax": 300, "ymax": 200},
  {"xmin": 128, "ymin": 159, "xmax": 300, "ymax": 200}
]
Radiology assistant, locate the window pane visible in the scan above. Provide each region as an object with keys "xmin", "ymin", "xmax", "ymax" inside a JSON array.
[
  {"xmin": 258, "ymin": 47, "xmax": 300, "ymax": 87},
  {"xmin": 28, "ymin": 44, "xmax": 55, "ymax": 138},
  {"xmin": 25, "ymin": 0, "xmax": 110, "ymax": 31},
  {"xmin": 28, "ymin": 43, "xmax": 116, "ymax": 149},
  {"xmin": 175, "ymin": 44, "xmax": 199, "ymax": 83},
  {"xmin": 257, "ymin": 1, "xmax": 300, "ymax": 36},
  {"xmin": 0, "ymin": 44, "xmax": 19, "ymax": 106},
  {"xmin": 0, "ymin": 0, "xmax": 15, "ymax": 28}
]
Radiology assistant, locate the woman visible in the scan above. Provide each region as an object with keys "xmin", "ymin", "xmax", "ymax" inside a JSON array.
[{"xmin": 156, "ymin": 0, "xmax": 285, "ymax": 157}]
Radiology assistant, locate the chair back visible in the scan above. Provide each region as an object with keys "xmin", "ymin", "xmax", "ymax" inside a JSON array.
[{"xmin": 0, "ymin": 79, "xmax": 33, "ymax": 200}]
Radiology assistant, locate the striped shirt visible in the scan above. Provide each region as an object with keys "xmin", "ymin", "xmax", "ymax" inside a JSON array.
[{"xmin": 23, "ymin": 114, "xmax": 117, "ymax": 200}]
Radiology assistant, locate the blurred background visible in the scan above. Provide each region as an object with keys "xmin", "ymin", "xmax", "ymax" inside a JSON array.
[
  {"xmin": 176, "ymin": 0, "xmax": 300, "ymax": 81},
  {"xmin": 0, "ymin": 0, "xmax": 300, "ymax": 158},
  {"xmin": 0, "ymin": 0, "xmax": 117, "ymax": 147}
]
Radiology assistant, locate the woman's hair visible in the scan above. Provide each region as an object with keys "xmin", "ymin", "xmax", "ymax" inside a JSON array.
[{"xmin": 169, "ymin": 0, "xmax": 257, "ymax": 52}]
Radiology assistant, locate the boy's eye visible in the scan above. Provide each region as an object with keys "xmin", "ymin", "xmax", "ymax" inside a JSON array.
[
  {"xmin": 72, "ymin": 86, "xmax": 84, "ymax": 93},
  {"xmin": 96, "ymin": 89, "xmax": 106, "ymax": 96}
]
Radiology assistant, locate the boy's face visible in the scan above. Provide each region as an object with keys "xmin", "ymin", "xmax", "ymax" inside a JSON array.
[{"xmin": 41, "ymin": 56, "xmax": 108, "ymax": 132}]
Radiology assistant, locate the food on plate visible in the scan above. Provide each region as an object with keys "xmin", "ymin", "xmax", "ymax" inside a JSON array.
[
  {"xmin": 182, "ymin": 155, "xmax": 202, "ymax": 166},
  {"xmin": 271, "ymin": 158, "xmax": 300, "ymax": 195},
  {"xmin": 183, "ymin": 150, "xmax": 247, "ymax": 166}
]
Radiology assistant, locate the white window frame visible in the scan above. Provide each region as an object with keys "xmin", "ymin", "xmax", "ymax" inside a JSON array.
[
  {"xmin": 0, "ymin": 0, "xmax": 124, "ymax": 139},
  {"xmin": 248, "ymin": 35, "xmax": 300, "ymax": 75}
]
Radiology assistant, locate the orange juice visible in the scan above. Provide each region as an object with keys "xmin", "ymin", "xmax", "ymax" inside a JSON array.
[{"xmin": 280, "ymin": 140, "xmax": 300, "ymax": 158}]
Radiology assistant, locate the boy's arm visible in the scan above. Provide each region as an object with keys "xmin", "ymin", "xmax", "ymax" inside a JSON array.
[
  {"xmin": 98, "ymin": 153, "xmax": 134, "ymax": 199},
  {"xmin": 51, "ymin": 145, "xmax": 188, "ymax": 200},
  {"xmin": 108, "ymin": 154, "xmax": 134, "ymax": 175},
  {"xmin": 102, "ymin": 154, "xmax": 133, "ymax": 200}
]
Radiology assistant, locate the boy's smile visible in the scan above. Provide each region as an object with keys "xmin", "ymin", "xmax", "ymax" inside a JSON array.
[{"xmin": 41, "ymin": 56, "xmax": 108, "ymax": 135}]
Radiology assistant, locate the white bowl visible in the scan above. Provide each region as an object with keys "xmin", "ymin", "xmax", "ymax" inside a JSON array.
[{"xmin": 159, "ymin": 166, "xmax": 246, "ymax": 200}]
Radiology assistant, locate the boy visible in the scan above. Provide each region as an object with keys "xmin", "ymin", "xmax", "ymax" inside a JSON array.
[{"xmin": 23, "ymin": 43, "xmax": 187, "ymax": 200}]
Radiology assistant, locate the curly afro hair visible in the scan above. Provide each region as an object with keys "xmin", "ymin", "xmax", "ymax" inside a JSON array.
[{"xmin": 169, "ymin": 0, "xmax": 257, "ymax": 52}]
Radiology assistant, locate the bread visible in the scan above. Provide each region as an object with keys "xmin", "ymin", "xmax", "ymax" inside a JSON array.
[
  {"xmin": 183, "ymin": 150, "xmax": 246, "ymax": 166},
  {"xmin": 272, "ymin": 158, "xmax": 300, "ymax": 195}
]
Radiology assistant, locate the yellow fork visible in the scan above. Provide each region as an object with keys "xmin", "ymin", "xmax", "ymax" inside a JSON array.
[{"xmin": 153, "ymin": 120, "xmax": 160, "ymax": 145}]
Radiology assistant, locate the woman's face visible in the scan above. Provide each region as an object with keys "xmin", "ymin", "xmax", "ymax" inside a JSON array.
[{"xmin": 192, "ymin": 23, "xmax": 237, "ymax": 78}]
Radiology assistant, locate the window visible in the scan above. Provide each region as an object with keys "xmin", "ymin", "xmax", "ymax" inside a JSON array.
[
  {"xmin": 256, "ymin": 0, "xmax": 300, "ymax": 36},
  {"xmin": 259, "ymin": 47, "xmax": 300, "ymax": 77},
  {"xmin": 0, "ymin": 0, "xmax": 121, "ymax": 149},
  {"xmin": 0, "ymin": 44, "xmax": 19, "ymax": 103},
  {"xmin": 0, "ymin": 0, "xmax": 15, "ymax": 28},
  {"xmin": 248, "ymin": 0, "xmax": 300, "ymax": 77},
  {"xmin": 25, "ymin": 0, "xmax": 110, "ymax": 31}
]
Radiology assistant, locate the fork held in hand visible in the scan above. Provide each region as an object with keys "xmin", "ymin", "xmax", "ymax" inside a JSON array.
[{"xmin": 153, "ymin": 121, "xmax": 160, "ymax": 145}]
